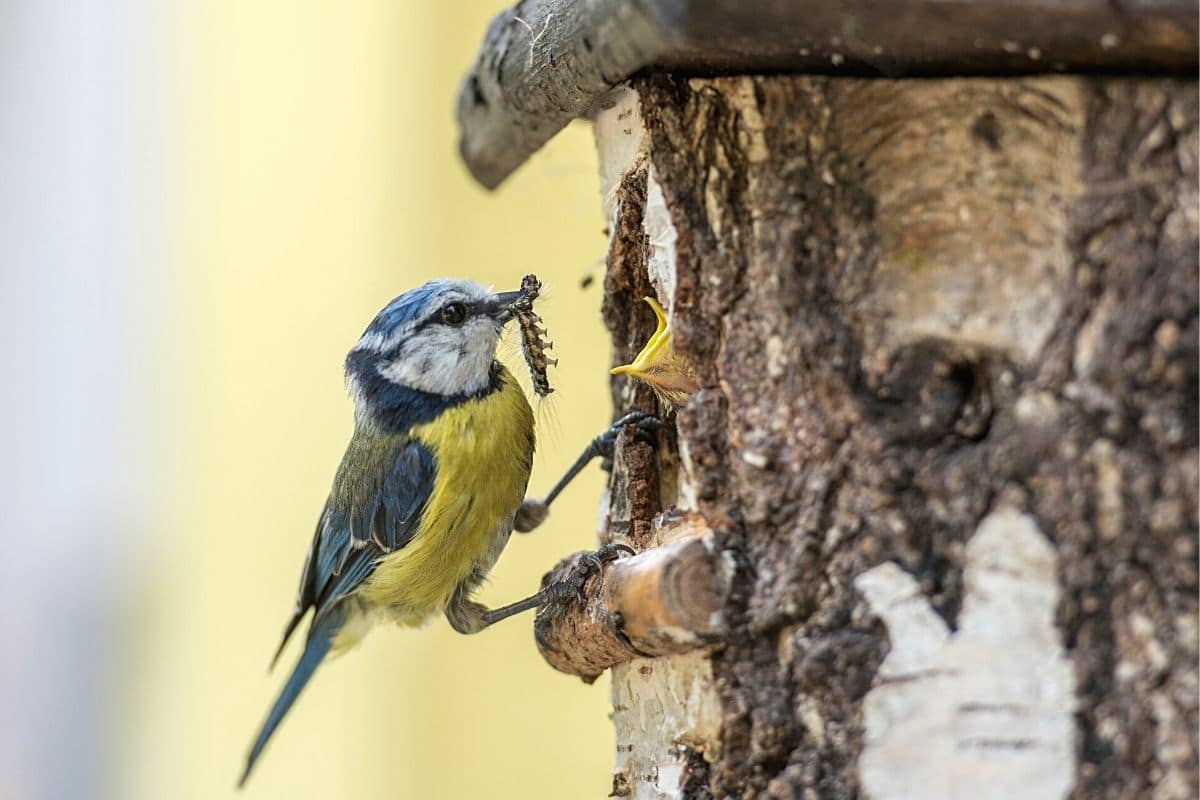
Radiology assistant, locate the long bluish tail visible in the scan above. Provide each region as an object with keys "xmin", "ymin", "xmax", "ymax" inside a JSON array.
[{"xmin": 238, "ymin": 611, "xmax": 341, "ymax": 787}]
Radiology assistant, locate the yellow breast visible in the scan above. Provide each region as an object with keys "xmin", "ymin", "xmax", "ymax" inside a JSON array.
[{"xmin": 355, "ymin": 366, "xmax": 534, "ymax": 624}]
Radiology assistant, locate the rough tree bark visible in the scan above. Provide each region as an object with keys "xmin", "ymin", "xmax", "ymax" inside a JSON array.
[{"xmin": 556, "ymin": 76, "xmax": 1198, "ymax": 799}]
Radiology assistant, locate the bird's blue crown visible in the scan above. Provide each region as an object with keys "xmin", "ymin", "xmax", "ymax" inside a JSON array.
[{"xmin": 360, "ymin": 279, "xmax": 462, "ymax": 343}]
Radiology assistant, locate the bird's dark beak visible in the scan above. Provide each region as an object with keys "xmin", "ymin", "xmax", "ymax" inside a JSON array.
[{"xmin": 490, "ymin": 289, "xmax": 524, "ymax": 323}]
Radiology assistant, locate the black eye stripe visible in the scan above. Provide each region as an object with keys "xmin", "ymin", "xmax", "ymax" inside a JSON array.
[{"xmin": 406, "ymin": 299, "xmax": 477, "ymax": 334}]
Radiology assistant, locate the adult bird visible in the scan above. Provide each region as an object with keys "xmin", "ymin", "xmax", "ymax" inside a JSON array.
[{"xmin": 239, "ymin": 279, "xmax": 650, "ymax": 785}]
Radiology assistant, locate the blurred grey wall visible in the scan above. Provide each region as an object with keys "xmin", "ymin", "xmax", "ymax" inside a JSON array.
[{"xmin": 0, "ymin": 2, "xmax": 163, "ymax": 797}]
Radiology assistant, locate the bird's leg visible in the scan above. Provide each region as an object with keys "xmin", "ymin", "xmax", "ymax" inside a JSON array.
[
  {"xmin": 444, "ymin": 570, "xmax": 494, "ymax": 634},
  {"xmin": 476, "ymin": 543, "xmax": 636, "ymax": 629},
  {"xmin": 514, "ymin": 412, "xmax": 665, "ymax": 533}
]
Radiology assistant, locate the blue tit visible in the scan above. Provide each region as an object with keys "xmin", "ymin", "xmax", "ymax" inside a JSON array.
[{"xmin": 240, "ymin": 278, "xmax": 538, "ymax": 785}]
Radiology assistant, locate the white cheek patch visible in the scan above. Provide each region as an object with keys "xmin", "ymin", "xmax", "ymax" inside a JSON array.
[{"xmin": 377, "ymin": 319, "xmax": 500, "ymax": 396}]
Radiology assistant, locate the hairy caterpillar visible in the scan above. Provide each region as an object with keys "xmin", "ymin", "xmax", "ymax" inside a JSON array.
[{"xmin": 509, "ymin": 273, "xmax": 556, "ymax": 397}]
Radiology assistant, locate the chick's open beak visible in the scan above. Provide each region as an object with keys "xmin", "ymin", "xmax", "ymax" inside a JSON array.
[
  {"xmin": 489, "ymin": 289, "xmax": 524, "ymax": 323},
  {"xmin": 611, "ymin": 297, "xmax": 699, "ymax": 408}
]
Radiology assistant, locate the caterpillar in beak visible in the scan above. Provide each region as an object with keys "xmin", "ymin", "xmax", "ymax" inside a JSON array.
[{"xmin": 509, "ymin": 274, "xmax": 556, "ymax": 397}]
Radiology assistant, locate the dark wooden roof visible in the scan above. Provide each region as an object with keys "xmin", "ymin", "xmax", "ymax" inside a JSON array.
[{"xmin": 456, "ymin": 0, "xmax": 1198, "ymax": 188}]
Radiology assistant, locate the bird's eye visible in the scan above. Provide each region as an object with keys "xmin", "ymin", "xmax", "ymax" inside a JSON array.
[{"xmin": 439, "ymin": 302, "xmax": 469, "ymax": 326}]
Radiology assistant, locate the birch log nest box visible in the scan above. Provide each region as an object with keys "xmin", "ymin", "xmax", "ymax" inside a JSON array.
[{"xmin": 457, "ymin": 3, "xmax": 1198, "ymax": 798}]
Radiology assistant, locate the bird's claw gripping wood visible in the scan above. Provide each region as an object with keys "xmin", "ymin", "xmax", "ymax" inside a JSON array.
[
  {"xmin": 545, "ymin": 542, "xmax": 637, "ymax": 603},
  {"xmin": 593, "ymin": 411, "xmax": 667, "ymax": 471},
  {"xmin": 483, "ymin": 413, "xmax": 661, "ymax": 632},
  {"xmin": 479, "ymin": 543, "xmax": 636, "ymax": 628},
  {"xmin": 515, "ymin": 411, "xmax": 666, "ymax": 533},
  {"xmin": 532, "ymin": 514, "xmax": 731, "ymax": 683}
]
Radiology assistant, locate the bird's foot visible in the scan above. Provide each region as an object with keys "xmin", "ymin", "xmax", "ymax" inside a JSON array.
[
  {"xmin": 596, "ymin": 412, "xmax": 666, "ymax": 471},
  {"xmin": 515, "ymin": 413, "xmax": 665, "ymax": 534},
  {"xmin": 543, "ymin": 543, "xmax": 637, "ymax": 605}
]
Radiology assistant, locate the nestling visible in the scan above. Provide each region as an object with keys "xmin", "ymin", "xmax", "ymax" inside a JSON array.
[{"xmin": 611, "ymin": 296, "xmax": 699, "ymax": 409}]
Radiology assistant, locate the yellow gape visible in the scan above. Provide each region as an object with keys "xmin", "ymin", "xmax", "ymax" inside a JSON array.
[{"xmin": 611, "ymin": 297, "xmax": 699, "ymax": 409}]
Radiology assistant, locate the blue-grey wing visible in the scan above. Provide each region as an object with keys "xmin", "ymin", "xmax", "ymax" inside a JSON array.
[{"xmin": 271, "ymin": 437, "xmax": 436, "ymax": 666}]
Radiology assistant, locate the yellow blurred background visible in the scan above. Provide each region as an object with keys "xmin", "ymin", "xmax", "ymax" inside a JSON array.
[{"xmin": 0, "ymin": 2, "xmax": 614, "ymax": 799}]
